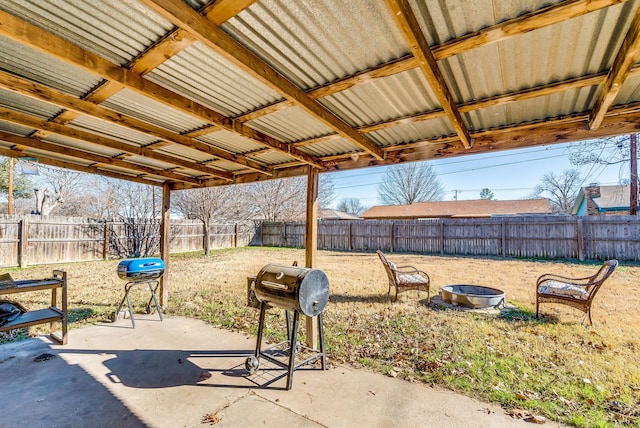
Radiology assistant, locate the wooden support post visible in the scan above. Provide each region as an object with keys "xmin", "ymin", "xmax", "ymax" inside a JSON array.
[
  {"xmin": 347, "ymin": 222, "xmax": 352, "ymax": 251},
  {"xmin": 630, "ymin": 134, "xmax": 638, "ymax": 215},
  {"xmin": 440, "ymin": 219, "xmax": 445, "ymax": 255},
  {"xmin": 18, "ymin": 219, "xmax": 27, "ymax": 268},
  {"xmin": 577, "ymin": 218, "xmax": 584, "ymax": 261},
  {"xmin": 389, "ymin": 222, "xmax": 394, "ymax": 252},
  {"xmin": 159, "ymin": 183, "xmax": 170, "ymax": 308},
  {"xmin": 305, "ymin": 166, "xmax": 319, "ymax": 349}
]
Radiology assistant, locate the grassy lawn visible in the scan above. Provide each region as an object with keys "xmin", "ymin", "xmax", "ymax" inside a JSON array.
[{"xmin": 2, "ymin": 247, "xmax": 639, "ymax": 427}]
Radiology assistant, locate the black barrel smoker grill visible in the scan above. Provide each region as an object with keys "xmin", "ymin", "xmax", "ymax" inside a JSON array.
[
  {"xmin": 114, "ymin": 258, "xmax": 164, "ymax": 328},
  {"xmin": 246, "ymin": 263, "xmax": 330, "ymax": 390}
]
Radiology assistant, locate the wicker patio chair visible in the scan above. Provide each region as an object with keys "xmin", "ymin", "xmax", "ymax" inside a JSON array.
[
  {"xmin": 377, "ymin": 250, "xmax": 430, "ymax": 302},
  {"xmin": 535, "ymin": 259, "xmax": 618, "ymax": 325}
]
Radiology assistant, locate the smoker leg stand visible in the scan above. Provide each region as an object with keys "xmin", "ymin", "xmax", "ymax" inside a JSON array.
[
  {"xmin": 145, "ymin": 280, "xmax": 163, "ymax": 321},
  {"xmin": 285, "ymin": 310, "xmax": 292, "ymax": 342},
  {"xmin": 318, "ymin": 312, "xmax": 327, "ymax": 370},
  {"xmin": 286, "ymin": 310, "xmax": 300, "ymax": 391},
  {"xmin": 245, "ymin": 302, "xmax": 268, "ymax": 375}
]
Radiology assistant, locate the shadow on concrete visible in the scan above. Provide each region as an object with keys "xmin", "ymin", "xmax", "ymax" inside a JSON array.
[{"xmin": 0, "ymin": 338, "xmax": 147, "ymax": 427}]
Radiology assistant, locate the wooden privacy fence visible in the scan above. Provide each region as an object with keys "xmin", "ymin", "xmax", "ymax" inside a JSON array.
[
  {"xmin": 0, "ymin": 215, "xmax": 255, "ymax": 268},
  {"xmin": 257, "ymin": 216, "xmax": 640, "ymax": 262}
]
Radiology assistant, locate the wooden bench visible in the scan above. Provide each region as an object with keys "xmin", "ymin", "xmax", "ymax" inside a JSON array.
[{"xmin": 0, "ymin": 270, "xmax": 68, "ymax": 344}]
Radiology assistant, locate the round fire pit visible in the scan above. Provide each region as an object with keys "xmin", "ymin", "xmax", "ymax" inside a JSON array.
[{"xmin": 440, "ymin": 284, "xmax": 505, "ymax": 309}]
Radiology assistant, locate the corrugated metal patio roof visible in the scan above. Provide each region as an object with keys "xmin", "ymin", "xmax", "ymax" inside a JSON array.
[{"xmin": 1, "ymin": 0, "xmax": 640, "ymax": 189}]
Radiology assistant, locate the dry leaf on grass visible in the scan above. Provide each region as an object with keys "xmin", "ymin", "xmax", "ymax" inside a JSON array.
[{"xmin": 202, "ymin": 413, "xmax": 220, "ymax": 425}]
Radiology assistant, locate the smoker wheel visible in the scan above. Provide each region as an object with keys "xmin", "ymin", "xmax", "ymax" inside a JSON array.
[{"xmin": 245, "ymin": 356, "xmax": 259, "ymax": 375}]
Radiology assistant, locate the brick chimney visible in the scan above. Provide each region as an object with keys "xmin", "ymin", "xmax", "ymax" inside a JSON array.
[{"xmin": 584, "ymin": 183, "xmax": 601, "ymax": 216}]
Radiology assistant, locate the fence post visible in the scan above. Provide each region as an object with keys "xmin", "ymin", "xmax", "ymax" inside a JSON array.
[
  {"xmin": 281, "ymin": 222, "xmax": 286, "ymax": 247},
  {"xmin": 440, "ymin": 219, "xmax": 445, "ymax": 255},
  {"xmin": 577, "ymin": 218, "xmax": 584, "ymax": 261},
  {"xmin": 18, "ymin": 219, "xmax": 28, "ymax": 268},
  {"xmin": 501, "ymin": 218, "xmax": 507, "ymax": 257},
  {"xmin": 389, "ymin": 222, "xmax": 394, "ymax": 252},
  {"xmin": 347, "ymin": 222, "xmax": 352, "ymax": 251},
  {"xmin": 233, "ymin": 223, "xmax": 238, "ymax": 247},
  {"xmin": 259, "ymin": 222, "xmax": 264, "ymax": 246},
  {"xmin": 103, "ymin": 221, "xmax": 109, "ymax": 260}
]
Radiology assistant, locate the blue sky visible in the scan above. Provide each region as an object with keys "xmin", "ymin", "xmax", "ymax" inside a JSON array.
[{"xmin": 327, "ymin": 141, "xmax": 629, "ymax": 208}]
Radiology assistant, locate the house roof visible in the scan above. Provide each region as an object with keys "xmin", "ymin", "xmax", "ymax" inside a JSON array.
[
  {"xmin": 361, "ymin": 199, "xmax": 553, "ymax": 219},
  {"xmin": 1, "ymin": 1, "xmax": 640, "ymax": 189},
  {"xmin": 318, "ymin": 208, "xmax": 360, "ymax": 220},
  {"xmin": 573, "ymin": 185, "xmax": 639, "ymax": 213}
]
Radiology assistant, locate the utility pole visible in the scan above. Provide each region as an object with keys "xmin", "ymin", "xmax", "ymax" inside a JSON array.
[
  {"xmin": 631, "ymin": 134, "xmax": 638, "ymax": 215},
  {"xmin": 8, "ymin": 158, "xmax": 14, "ymax": 214}
]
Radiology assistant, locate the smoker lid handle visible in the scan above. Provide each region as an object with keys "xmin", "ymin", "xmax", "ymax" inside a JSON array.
[{"xmin": 261, "ymin": 281, "xmax": 288, "ymax": 290}]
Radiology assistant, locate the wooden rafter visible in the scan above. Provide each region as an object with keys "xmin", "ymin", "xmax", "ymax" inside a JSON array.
[
  {"xmin": 175, "ymin": 107, "xmax": 640, "ymax": 190},
  {"xmin": 0, "ymin": 71, "xmax": 268, "ymax": 176},
  {"xmin": 52, "ymin": 0, "xmax": 255, "ymax": 125},
  {"xmin": 235, "ymin": 0, "xmax": 622, "ymax": 126},
  {"xmin": 0, "ymin": 146, "xmax": 160, "ymax": 186},
  {"xmin": 0, "ymin": 106, "xmax": 235, "ymax": 182},
  {"xmin": 385, "ymin": 0, "xmax": 473, "ymax": 149},
  {"xmin": 294, "ymin": 65, "xmax": 640, "ymax": 147},
  {"xmin": 435, "ymin": 0, "xmax": 626, "ymax": 60},
  {"xmin": 0, "ymin": 131, "xmax": 200, "ymax": 184},
  {"xmin": 589, "ymin": 5, "xmax": 640, "ymax": 129},
  {"xmin": 0, "ymin": 9, "xmax": 322, "ymax": 169},
  {"xmin": 141, "ymin": 0, "xmax": 385, "ymax": 161}
]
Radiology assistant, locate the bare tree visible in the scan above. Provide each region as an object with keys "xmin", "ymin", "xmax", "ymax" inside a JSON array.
[
  {"xmin": 29, "ymin": 165, "xmax": 85, "ymax": 215},
  {"xmin": 248, "ymin": 177, "xmax": 306, "ymax": 221},
  {"xmin": 336, "ymin": 197, "xmax": 367, "ymax": 215},
  {"xmin": 318, "ymin": 174, "xmax": 335, "ymax": 208},
  {"xmin": 530, "ymin": 169, "xmax": 583, "ymax": 213},
  {"xmin": 92, "ymin": 179, "xmax": 159, "ymax": 258},
  {"xmin": 377, "ymin": 163, "xmax": 445, "ymax": 205},
  {"xmin": 173, "ymin": 185, "xmax": 250, "ymax": 255}
]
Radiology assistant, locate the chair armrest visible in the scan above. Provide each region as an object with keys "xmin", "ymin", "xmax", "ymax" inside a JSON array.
[{"xmin": 536, "ymin": 273, "xmax": 595, "ymax": 287}]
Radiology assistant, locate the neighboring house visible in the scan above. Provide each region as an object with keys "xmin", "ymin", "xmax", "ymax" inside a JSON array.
[
  {"xmin": 360, "ymin": 199, "xmax": 552, "ymax": 220},
  {"xmin": 571, "ymin": 184, "xmax": 640, "ymax": 216},
  {"xmin": 318, "ymin": 208, "xmax": 360, "ymax": 220}
]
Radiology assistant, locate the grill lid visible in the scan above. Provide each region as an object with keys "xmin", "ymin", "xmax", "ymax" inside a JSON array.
[{"xmin": 254, "ymin": 264, "xmax": 329, "ymax": 317}]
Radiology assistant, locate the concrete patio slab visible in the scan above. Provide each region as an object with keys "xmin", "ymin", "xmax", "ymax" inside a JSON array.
[{"xmin": 0, "ymin": 315, "xmax": 563, "ymax": 427}]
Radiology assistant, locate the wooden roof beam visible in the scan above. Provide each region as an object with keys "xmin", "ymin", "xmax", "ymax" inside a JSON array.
[
  {"xmin": 141, "ymin": 0, "xmax": 385, "ymax": 161},
  {"xmin": 53, "ymin": 0, "xmax": 255, "ymax": 125},
  {"xmin": 385, "ymin": 0, "xmax": 473, "ymax": 149},
  {"xmin": 0, "ymin": 146, "xmax": 162, "ymax": 186},
  {"xmin": 235, "ymin": 0, "xmax": 621, "ymax": 125},
  {"xmin": 0, "ymin": 107, "xmax": 234, "ymax": 182},
  {"xmin": 359, "ymin": 65, "xmax": 640, "ymax": 134},
  {"xmin": 0, "ymin": 71, "xmax": 268, "ymax": 176},
  {"xmin": 0, "ymin": 10, "xmax": 322, "ymax": 169},
  {"xmin": 588, "ymin": 5, "xmax": 640, "ymax": 129},
  {"xmin": 0, "ymin": 131, "xmax": 200, "ymax": 184},
  {"xmin": 436, "ymin": 0, "xmax": 626, "ymax": 60}
]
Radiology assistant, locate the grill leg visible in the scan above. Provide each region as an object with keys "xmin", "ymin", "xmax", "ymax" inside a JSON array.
[
  {"xmin": 285, "ymin": 310, "xmax": 292, "ymax": 342},
  {"xmin": 125, "ymin": 283, "xmax": 136, "ymax": 328},
  {"xmin": 318, "ymin": 312, "xmax": 326, "ymax": 370},
  {"xmin": 146, "ymin": 280, "xmax": 163, "ymax": 321},
  {"xmin": 286, "ymin": 310, "xmax": 300, "ymax": 391},
  {"xmin": 254, "ymin": 301, "xmax": 267, "ymax": 359}
]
